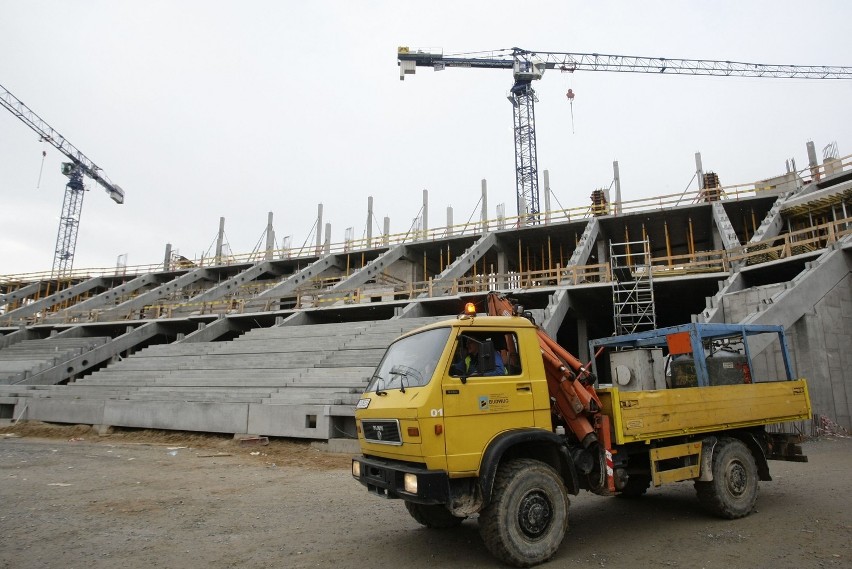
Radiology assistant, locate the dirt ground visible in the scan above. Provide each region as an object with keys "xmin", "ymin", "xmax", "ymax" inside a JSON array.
[{"xmin": 1, "ymin": 422, "xmax": 850, "ymax": 569}]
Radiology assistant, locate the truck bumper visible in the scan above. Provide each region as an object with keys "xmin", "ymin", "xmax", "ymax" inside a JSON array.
[{"xmin": 352, "ymin": 455, "xmax": 450, "ymax": 504}]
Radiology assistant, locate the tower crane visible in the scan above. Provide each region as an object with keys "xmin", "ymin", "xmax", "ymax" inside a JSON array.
[
  {"xmin": 398, "ymin": 47, "xmax": 852, "ymax": 223},
  {"xmin": 1, "ymin": 83, "xmax": 125, "ymax": 277}
]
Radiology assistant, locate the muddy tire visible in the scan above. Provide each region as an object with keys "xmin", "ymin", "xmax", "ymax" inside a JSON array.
[
  {"xmin": 694, "ymin": 437, "xmax": 759, "ymax": 519},
  {"xmin": 404, "ymin": 502, "xmax": 465, "ymax": 528},
  {"xmin": 617, "ymin": 474, "xmax": 652, "ymax": 498},
  {"xmin": 478, "ymin": 459, "xmax": 569, "ymax": 567}
]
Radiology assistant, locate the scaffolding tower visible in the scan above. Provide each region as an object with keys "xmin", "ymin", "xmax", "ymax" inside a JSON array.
[{"xmin": 610, "ymin": 239, "xmax": 657, "ymax": 335}]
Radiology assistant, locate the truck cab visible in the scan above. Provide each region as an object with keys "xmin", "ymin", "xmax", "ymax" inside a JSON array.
[{"xmin": 354, "ymin": 316, "xmax": 553, "ymax": 489}]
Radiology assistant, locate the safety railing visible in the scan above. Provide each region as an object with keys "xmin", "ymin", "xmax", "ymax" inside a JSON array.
[{"xmin": 7, "ymin": 153, "xmax": 850, "ymax": 285}]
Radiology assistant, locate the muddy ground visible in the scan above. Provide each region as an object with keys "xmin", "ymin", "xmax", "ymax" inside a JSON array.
[{"xmin": 0, "ymin": 422, "xmax": 849, "ymax": 569}]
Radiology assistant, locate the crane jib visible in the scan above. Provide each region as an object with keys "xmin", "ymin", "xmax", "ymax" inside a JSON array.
[{"xmin": 398, "ymin": 48, "xmax": 852, "ymax": 79}]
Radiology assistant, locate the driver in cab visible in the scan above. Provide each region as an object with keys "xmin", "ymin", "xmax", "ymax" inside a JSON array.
[{"xmin": 452, "ymin": 335, "xmax": 506, "ymax": 377}]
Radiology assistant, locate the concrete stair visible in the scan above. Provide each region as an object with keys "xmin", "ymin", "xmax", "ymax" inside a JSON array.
[{"xmin": 0, "ymin": 337, "xmax": 110, "ymax": 384}]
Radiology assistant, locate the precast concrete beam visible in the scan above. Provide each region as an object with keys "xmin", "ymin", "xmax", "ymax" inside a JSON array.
[
  {"xmin": 422, "ymin": 233, "xmax": 497, "ymax": 297},
  {"xmin": 99, "ymin": 268, "xmax": 212, "ymax": 318},
  {"xmin": 15, "ymin": 321, "xmax": 164, "ymax": 386},
  {"xmin": 748, "ymin": 194, "xmax": 789, "ymax": 244},
  {"xmin": 258, "ymin": 255, "xmax": 342, "ymax": 299},
  {"xmin": 0, "ymin": 281, "xmax": 43, "ymax": 309},
  {"xmin": 565, "ymin": 218, "xmax": 600, "ymax": 273},
  {"xmin": 177, "ymin": 317, "xmax": 243, "ymax": 343},
  {"xmin": 188, "ymin": 261, "xmax": 281, "ymax": 304},
  {"xmin": 1, "ymin": 276, "xmax": 109, "ymax": 322},
  {"xmin": 52, "ymin": 273, "xmax": 161, "ymax": 316},
  {"xmin": 541, "ymin": 288, "xmax": 571, "ymax": 338},
  {"xmin": 712, "ymin": 202, "xmax": 742, "ymax": 251},
  {"xmin": 327, "ymin": 246, "xmax": 406, "ymax": 292}
]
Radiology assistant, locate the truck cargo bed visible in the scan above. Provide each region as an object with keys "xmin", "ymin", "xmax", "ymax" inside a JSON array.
[{"xmin": 598, "ymin": 379, "xmax": 811, "ymax": 444}]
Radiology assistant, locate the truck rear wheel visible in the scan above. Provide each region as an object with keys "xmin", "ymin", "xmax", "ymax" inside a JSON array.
[
  {"xmin": 478, "ymin": 459, "xmax": 569, "ymax": 568},
  {"xmin": 404, "ymin": 501, "xmax": 465, "ymax": 528},
  {"xmin": 694, "ymin": 437, "xmax": 759, "ymax": 519}
]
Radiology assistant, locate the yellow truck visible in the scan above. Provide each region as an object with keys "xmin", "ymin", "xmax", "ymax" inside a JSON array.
[{"xmin": 351, "ymin": 293, "xmax": 811, "ymax": 567}]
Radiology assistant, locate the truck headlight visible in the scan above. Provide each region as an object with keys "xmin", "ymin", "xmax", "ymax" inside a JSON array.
[
  {"xmin": 403, "ymin": 473, "xmax": 418, "ymax": 494},
  {"xmin": 352, "ymin": 460, "xmax": 361, "ymax": 478}
]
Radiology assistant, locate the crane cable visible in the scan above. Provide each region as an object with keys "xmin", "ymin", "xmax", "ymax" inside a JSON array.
[
  {"xmin": 566, "ymin": 90, "xmax": 575, "ymax": 134},
  {"xmin": 565, "ymin": 72, "xmax": 576, "ymax": 134},
  {"xmin": 35, "ymin": 148, "xmax": 47, "ymax": 190}
]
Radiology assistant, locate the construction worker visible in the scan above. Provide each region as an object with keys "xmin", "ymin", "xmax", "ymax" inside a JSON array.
[{"xmin": 452, "ymin": 336, "xmax": 506, "ymax": 376}]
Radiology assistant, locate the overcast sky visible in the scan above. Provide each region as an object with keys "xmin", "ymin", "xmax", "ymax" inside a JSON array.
[{"xmin": 1, "ymin": 1, "xmax": 850, "ymax": 276}]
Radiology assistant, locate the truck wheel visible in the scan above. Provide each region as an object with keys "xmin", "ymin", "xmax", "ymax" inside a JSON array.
[
  {"xmin": 694, "ymin": 437, "xmax": 759, "ymax": 519},
  {"xmin": 404, "ymin": 501, "xmax": 465, "ymax": 528},
  {"xmin": 617, "ymin": 474, "xmax": 652, "ymax": 498},
  {"xmin": 478, "ymin": 459, "xmax": 569, "ymax": 568}
]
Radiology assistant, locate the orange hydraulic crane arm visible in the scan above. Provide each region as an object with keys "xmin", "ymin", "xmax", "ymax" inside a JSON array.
[
  {"xmin": 486, "ymin": 293, "xmax": 601, "ymax": 444},
  {"xmin": 485, "ymin": 292, "xmax": 614, "ymax": 492}
]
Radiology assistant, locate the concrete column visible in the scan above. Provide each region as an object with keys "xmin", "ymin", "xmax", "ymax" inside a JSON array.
[
  {"xmin": 543, "ymin": 170, "xmax": 551, "ymax": 224},
  {"xmin": 215, "ymin": 217, "xmax": 225, "ymax": 264},
  {"xmin": 280, "ymin": 236, "xmax": 291, "ymax": 259},
  {"xmin": 422, "ymin": 189, "xmax": 429, "ymax": 240},
  {"xmin": 577, "ymin": 318, "xmax": 589, "ymax": 363},
  {"xmin": 497, "ymin": 249, "xmax": 508, "ymax": 290},
  {"xmin": 695, "ymin": 152, "xmax": 704, "ymax": 190},
  {"xmin": 315, "ymin": 204, "xmax": 324, "ymax": 255},
  {"xmin": 383, "ymin": 216, "xmax": 390, "ymax": 246},
  {"xmin": 323, "ymin": 223, "xmax": 331, "ymax": 255},
  {"xmin": 366, "ymin": 196, "xmax": 374, "ymax": 245},
  {"xmin": 481, "ymin": 179, "xmax": 489, "ymax": 233},
  {"xmin": 447, "ymin": 207, "xmax": 454, "ymax": 237},
  {"xmin": 807, "ymin": 140, "xmax": 820, "ymax": 181},
  {"xmin": 596, "ymin": 239, "xmax": 608, "ymax": 269},
  {"xmin": 612, "ymin": 161, "xmax": 622, "ymax": 215},
  {"xmin": 163, "ymin": 243, "xmax": 172, "ymax": 271},
  {"xmin": 265, "ymin": 212, "xmax": 275, "ymax": 260}
]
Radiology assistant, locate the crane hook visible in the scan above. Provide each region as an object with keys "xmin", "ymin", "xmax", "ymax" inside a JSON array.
[{"xmin": 566, "ymin": 89, "xmax": 576, "ymax": 134}]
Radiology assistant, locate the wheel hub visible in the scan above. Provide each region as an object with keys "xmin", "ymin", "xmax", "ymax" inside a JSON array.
[
  {"xmin": 517, "ymin": 490, "xmax": 553, "ymax": 539},
  {"xmin": 726, "ymin": 461, "xmax": 747, "ymax": 496}
]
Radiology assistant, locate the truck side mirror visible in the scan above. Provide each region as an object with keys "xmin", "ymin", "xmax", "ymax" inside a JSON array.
[{"xmin": 478, "ymin": 340, "xmax": 497, "ymax": 375}]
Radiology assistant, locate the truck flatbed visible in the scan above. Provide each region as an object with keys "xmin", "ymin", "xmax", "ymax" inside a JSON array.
[{"xmin": 598, "ymin": 379, "xmax": 811, "ymax": 444}]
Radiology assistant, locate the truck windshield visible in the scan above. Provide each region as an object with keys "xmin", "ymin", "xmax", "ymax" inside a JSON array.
[{"xmin": 366, "ymin": 327, "xmax": 451, "ymax": 393}]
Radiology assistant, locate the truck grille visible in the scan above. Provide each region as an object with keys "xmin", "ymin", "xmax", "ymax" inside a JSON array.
[{"xmin": 362, "ymin": 419, "xmax": 402, "ymax": 445}]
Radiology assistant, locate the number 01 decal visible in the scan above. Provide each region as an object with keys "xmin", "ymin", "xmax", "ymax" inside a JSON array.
[{"xmin": 430, "ymin": 408, "xmax": 444, "ymax": 417}]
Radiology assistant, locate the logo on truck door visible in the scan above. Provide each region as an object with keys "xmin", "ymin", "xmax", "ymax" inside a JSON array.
[{"xmin": 478, "ymin": 394, "xmax": 510, "ymax": 411}]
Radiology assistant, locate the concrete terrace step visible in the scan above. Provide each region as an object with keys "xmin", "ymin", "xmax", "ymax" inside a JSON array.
[
  {"xmin": 238, "ymin": 324, "xmax": 369, "ymax": 340},
  {"xmin": 105, "ymin": 354, "xmax": 329, "ymax": 370}
]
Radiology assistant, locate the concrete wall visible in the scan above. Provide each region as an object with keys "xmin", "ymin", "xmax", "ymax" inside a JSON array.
[
  {"xmin": 248, "ymin": 403, "xmax": 333, "ymax": 439},
  {"xmin": 723, "ymin": 275, "xmax": 852, "ymax": 428}
]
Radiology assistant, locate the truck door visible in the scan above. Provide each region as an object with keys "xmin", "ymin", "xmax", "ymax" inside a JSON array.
[{"xmin": 441, "ymin": 330, "xmax": 535, "ymax": 474}]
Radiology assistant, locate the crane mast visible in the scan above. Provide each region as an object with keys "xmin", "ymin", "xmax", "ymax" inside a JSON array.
[
  {"xmin": 0, "ymin": 83, "xmax": 125, "ymax": 277},
  {"xmin": 398, "ymin": 47, "xmax": 852, "ymax": 223}
]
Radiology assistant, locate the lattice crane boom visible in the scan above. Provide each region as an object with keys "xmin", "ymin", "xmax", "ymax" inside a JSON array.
[
  {"xmin": 1, "ymin": 83, "xmax": 125, "ymax": 276},
  {"xmin": 398, "ymin": 47, "xmax": 852, "ymax": 222}
]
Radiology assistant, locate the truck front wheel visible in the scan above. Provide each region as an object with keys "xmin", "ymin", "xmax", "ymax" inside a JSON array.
[
  {"xmin": 404, "ymin": 502, "xmax": 465, "ymax": 528},
  {"xmin": 478, "ymin": 459, "xmax": 569, "ymax": 567},
  {"xmin": 694, "ymin": 437, "xmax": 759, "ymax": 519}
]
